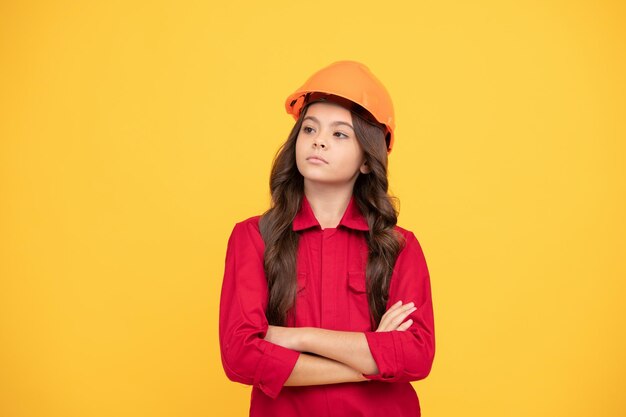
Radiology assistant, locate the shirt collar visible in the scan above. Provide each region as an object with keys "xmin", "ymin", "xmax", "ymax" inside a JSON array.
[{"xmin": 292, "ymin": 193, "xmax": 369, "ymax": 232}]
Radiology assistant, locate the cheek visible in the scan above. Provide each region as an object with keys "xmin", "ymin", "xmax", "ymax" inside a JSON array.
[{"xmin": 338, "ymin": 149, "xmax": 363, "ymax": 171}]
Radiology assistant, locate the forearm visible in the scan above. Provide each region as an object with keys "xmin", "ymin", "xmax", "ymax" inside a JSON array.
[
  {"xmin": 300, "ymin": 328, "xmax": 379, "ymax": 375},
  {"xmin": 284, "ymin": 352, "xmax": 368, "ymax": 387}
]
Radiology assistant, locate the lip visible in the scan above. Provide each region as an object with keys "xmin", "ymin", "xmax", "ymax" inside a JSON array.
[{"xmin": 306, "ymin": 155, "xmax": 328, "ymax": 164}]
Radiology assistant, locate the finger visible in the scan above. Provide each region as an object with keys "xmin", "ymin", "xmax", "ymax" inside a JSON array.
[
  {"xmin": 388, "ymin": 306, "xmax": 417, "ymax": 328},
  {"xmin": 380, "ymin": 301, "xmax": 411, "ymax": 324},
  {"xmin": 384, "ymin": 303, "xmax": 416, "ymax": 324},
  {"xmin": 396, "ymin": 319, "xmax": 413, "ymax": 331},
  {"xmin": 377, "ymin": 301, "xmax": 403, "ymax": 330},
  {"xmin": 378, "ymin": 304, "xmax": 415, "ymax": 332},
  {"xmin": 386, "ymin": 300, "xmax": 403, "ymax": 312}
]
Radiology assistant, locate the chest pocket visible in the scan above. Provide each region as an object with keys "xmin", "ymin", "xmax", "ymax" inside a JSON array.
[{"xmin": 347, "ymin": 271, "xmax": 372, "ymax": 330}]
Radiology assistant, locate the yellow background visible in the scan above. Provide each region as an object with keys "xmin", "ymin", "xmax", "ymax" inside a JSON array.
[{"xmin": 1, "ymin": 1, "xmax": 624, "ymax": 416}]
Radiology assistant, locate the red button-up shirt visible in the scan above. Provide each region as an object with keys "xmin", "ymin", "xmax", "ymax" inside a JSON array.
[{"xmin": 219, "ymin": 194, "xmax": 435, "ymax": 417}]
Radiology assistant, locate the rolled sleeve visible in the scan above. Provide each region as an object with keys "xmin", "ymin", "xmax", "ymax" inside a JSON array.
[
  {"xmin": 253, "ymin": 340, "xmax": 301, "ymax": 398},
  {"xmin": 219, "ymin": 220, "xmax": 301, "ymax": 399},
  {"xmin": 361, "ymin": 231, "xmax": 435, "ymax": 383}
]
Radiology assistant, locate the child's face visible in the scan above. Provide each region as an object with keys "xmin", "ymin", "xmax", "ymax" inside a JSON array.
[{"xmin": 295, "ymin": 101, "xmax": 370, "ymax": 188}]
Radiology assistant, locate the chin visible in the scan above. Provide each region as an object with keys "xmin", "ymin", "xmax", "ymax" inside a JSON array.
[
  {"xmin": 303, "ymin": 175, "xmax": 350, "ymax": 186},
  {"xmin": 301, "ymin": 173, "xmax": 329, "ymax": 182}
]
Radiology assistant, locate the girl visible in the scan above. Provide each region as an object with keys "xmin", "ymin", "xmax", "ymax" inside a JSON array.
[{"xmin": 219, "ymin": 60, "xmax": 435, "ymax": 417}]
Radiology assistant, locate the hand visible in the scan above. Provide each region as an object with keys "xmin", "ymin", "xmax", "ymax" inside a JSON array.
[
  {"xmin": 263, "ymin": 325, "xmax": 303, "ymax": 351},
  {"xmin": 375, "ymin": 300, "xmax": 417, "ymax": 332}
]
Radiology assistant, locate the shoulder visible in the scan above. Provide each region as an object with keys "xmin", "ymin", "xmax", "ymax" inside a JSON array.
[
  {"xmin": 223, "ymin": 215, "xmax": 266, "ymax": 262},
  {"xmin": 234, "ymin": 214, "xmax": 262, "ymax": 231},
  {"xmin": 393, "ymin": 224, "xmax": 426, "ymax": 257},
  {"xmin": 227, "ymin": 215, "xmax": 264, "ymax": 248},
  {"xmin": 393, "ymin": 224, "xmax": 416, "ymax": 244},
  {"xmin": 393, "ymin": 224, "xmax": 413, "ymax": 239}
]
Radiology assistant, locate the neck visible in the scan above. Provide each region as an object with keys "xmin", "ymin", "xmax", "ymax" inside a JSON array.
[{"xmin": 303, "ymin": 180, "xmax": 354, "ymax": 229}]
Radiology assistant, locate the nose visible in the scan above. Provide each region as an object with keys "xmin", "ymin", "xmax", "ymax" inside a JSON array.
[{"xmin": 313, "ymin": 137, "xmax": 326, "ymax": 149}]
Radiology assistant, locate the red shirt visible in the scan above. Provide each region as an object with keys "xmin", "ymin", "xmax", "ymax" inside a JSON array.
[{"xmin": 219, "ymin": 194, "xmax": 435, "ymax": 417}]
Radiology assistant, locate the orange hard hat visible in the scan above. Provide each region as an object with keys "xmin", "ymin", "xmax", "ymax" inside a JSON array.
[{"xmin": 285, "ymin": 60, "xmax": 396, "ymax": 153}]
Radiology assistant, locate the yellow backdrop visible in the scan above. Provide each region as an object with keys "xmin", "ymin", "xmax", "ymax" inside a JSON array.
[{"xmin": 1, "ymin": 1, "xmax": 624, "ymax": 416}]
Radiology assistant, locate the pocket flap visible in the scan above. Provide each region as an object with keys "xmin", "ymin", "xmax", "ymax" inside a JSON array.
[{"xmin": 347, "ymin": 271, "xmax": 367, "ymax": 293}]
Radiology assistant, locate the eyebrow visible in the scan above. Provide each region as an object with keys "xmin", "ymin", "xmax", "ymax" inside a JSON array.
[{"xmin": 303, "ymin": 116, "xmax": 354, "ymax": 130}]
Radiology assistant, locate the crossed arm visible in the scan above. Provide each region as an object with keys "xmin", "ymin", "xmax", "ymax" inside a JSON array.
[
  {"xmin": 265, "ymin": 327, "xmax": 374, "ymax": 386},
  {"xmin": 221, "ymin": 224, "xmax": 434, "ymax": 396},
  {"xmin": 263, "ymin": 300, "xmax": 417, "ymax": 386}
]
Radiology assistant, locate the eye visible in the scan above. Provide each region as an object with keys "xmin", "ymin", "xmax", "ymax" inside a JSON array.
[
  {"xmin": 334, "ymin": 131, "xmax": 349, "ymax": 138},
  {"xmin": 302, "ymin": 126, "xmax": 314, "ymax": 134}
]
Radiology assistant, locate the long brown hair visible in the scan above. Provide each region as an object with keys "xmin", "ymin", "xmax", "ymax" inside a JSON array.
[{"xmin": 258, "ymin": 100, "xmax": 405, "ymax": 329}]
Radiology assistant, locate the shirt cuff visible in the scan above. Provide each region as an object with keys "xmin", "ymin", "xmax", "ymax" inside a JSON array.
[
  {"xmin": 361, "ymin": 331, "xmax": 402, "ymax": 382},
  {"xmin": 254, "ymin": 341, "xmax": 301, "ymax": 399}
]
